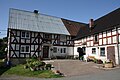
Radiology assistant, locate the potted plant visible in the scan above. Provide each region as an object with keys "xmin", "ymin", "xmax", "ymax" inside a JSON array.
[
  {"xmin": 104, "ymin": 60, "xmax": 114, "ymax": 68},
  {"xmin": 29, "ymin": 63, "xmax": 36, "ymax": 71},
  {"xmin": 45, "ymin": 64, "xmax": 52, "ymax": 70}
]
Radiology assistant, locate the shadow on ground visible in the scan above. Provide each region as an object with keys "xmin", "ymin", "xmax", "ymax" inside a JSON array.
[{"xmin": 0, "ymin": 67, "xmax": 10, "ymax": 76}]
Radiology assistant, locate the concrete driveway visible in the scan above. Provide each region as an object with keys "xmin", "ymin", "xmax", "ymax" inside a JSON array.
[{"xmin": 46, "ymin": 60, "xmax": 104, "ymax": 76}]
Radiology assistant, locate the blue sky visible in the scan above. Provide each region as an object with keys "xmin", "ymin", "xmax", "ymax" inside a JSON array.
[{"xmin": 0, "ymin": 0, "xmax": 120, "ymax": 38}]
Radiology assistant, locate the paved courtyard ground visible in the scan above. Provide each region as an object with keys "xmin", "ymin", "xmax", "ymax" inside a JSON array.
[
  {"xmin": 0, "ymin": 60, "xmax": 120, "ymax": 80},
  {"xmin": 46, "ymin": 60, "xmax": 104, "ymax": 76}
]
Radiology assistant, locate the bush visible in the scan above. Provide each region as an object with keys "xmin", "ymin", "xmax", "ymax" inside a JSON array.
[
  {"xmin": 25, "ymin": 58, "xmax": 52, "ymax": 71},
  {"xmin": 97, "ymin": 59, "xmax": 103, "ymax": 64},
  {"xmin": 46, "ymin": 64, "xmax": 52, "ymax": 70},
  {"xmin": 0, "ymin": 59, "xmax": 6, "ymax": 68}
]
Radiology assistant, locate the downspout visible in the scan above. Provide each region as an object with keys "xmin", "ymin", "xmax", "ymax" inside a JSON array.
[{"xmin": 116, "ymin": 26, "xmax": 120, "ymax": 64}]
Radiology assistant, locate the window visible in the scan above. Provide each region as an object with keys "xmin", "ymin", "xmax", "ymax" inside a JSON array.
[
  {"xmin": 60, "ymin": 35, "xmax": 66, "ymax": 42},
  {"xmin": 44, "ymin": 34, "xmax": 51, "ymax": 39},
  {"xmin": 21, "ymin": 45, "xmax": 30, "ymax": 53},
  {"xmin": 26, "ymin": 32, "xmax": 30, "ymax": 38},
  {"xmin": 21, "ymin": 31, "xmax": 30, "ymax": 38},
  {"xmin": 60, "ymin": 48, "xmax": 62, "ymax": 53},
  {"xmin": 63, "ymin": 48, "xmax": 66, "ymax": 53},
  {"xmin": 60, "ymin": 48, "xmax": 66, "ymax": 53},
  {"xmin": 82, "ymin": 47, "xmax": 86, "ymax": 53},
  {"xmin": 94, "ymin": 34, "xmax": 98, "ymax": 42},
  {"xmin": 53, "ymin": 47, "xmax": 57, "ymax": 53},
  {"xmin": 100, "ymin": 47, "xmax": 105, "ymax": 56},
  {"xmin": 22, "ymin": 32, "xmax": 25, "ymax": 37},
  {"xmin": 92, "ymin": 48, "xmax": 96, "ymax": 54}
]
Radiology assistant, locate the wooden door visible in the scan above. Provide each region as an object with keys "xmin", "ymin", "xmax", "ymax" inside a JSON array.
[
  {"xmin": 43, "ymin": 46, "xmax": 49, "ymax": 58},
  {"xmin": 107, "ymin": 46, "xmax": 115, "ymax": 64}
]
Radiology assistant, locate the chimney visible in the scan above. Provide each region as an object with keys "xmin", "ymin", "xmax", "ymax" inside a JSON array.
[
  {"xmin": 34, "ymin": 10, "xmax": 38, "ymax": 14},
  {"xmin": 89, "ymin": 19, "xmax": 94, "ymax": 28}
]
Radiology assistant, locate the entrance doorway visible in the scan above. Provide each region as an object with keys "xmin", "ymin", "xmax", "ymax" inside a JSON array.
[
  {"xmin": 107, "ymin": 46, "xmax": 116, "ymax": 64},
  {"xmin": 43, "ymin": 46, "xmax": 49, "ymax": 58}
]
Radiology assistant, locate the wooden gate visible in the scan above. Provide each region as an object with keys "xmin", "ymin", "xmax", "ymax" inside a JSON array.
[{"xmin": 107, "ymin": 46, "xmax": 116, "ymax": 64}]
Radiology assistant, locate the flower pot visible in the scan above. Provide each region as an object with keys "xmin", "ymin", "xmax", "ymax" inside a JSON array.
[{"xmin": 104, "ymin": 63, "xmax": 113, "ymax": 68}]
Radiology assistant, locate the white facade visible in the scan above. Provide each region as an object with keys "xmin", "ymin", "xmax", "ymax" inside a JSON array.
[{"xmin": 74, "ymin": 27, "xmax": 120, "ymax": 64}]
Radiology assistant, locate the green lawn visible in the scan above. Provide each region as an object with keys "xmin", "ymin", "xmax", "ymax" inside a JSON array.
[{"xmin": 1, "ymin": 64, "xmax": 62, "ymax": 78}]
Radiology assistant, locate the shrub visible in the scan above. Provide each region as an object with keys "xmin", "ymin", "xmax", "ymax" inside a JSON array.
[
  {"xmin": 0, "ymin": 59, "xmax": 6, "ymax": 68},
  {"xmin": 46, "ymin": 64, "xmax": 52, "ymax": 70},
  {"xmin": 25, "ymin": 58, "xmax": 52, "ymax": 71},
  {"xmin": 97, "ymin": 59, "xmax": 103, "ymax": 64}
]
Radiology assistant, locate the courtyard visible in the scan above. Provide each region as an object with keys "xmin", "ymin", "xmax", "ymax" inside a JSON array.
[{"xmin": 1, "ymin": 60, "xmax": 120, "ymax": 80}]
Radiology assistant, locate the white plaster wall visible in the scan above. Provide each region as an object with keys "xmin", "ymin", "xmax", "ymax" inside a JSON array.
[
  {"xmin": 118, "ymin": 29, "xmax": 120, "ymax": 34},
  {"xmin": 85, "ymin": 46, "xmax": 107, "ymax": 62},
  {"xmin": 74, "ymin": 46, "xmax": 79, "ymax": 57},
  {"xmin": 11, "ymin": 44, "xmax": 15, "ymax": 50},
  {"xmin": 16, "ymin": 37, "xmax": 20, "ymax": 42},
  {"xmin": 114, "ymin": 44, "xmax": 119, "ymax": 64},
  {"xmin": 103, "ymin": 38, "xmax": 106, "ymax": 44},
  {"xmin": 107, "ymin": 31, "xmax": 111, "ymax": 36},
  {"xmin": 113, "ymin": 36, "xmax": 117, "ymax": 43},
  {"xmin": 86, "ymin": 47, "xmax": 99, "ymax": 58},
  {"xmin": 67, "ymin": 47, "xmax": 74, "ymax": 55},
  {"xmin": 112, "ymin": 30, "xmax": 116, "ymax": 35},
  {"xmin": 91, "ymin": 41, "xmax": 93, "ymax": 46},
  {"xmin": 99, "ymin": 39, "xmax": 102, "ymax": 45},
  {"xmin": 17, "ymin": 31, "xmax": 20, "ymax": 36},
  {"xmin": 31, "ymin": 45, "xmax": 34, "ymax": 51},
  {"xmin": 52, "ymin": 46, "xmax": 67, "ymax": 57},
  {"xmin": 103, "ymin": 32, "xmax": 106, "ymax": 37},
  {"xmin": 107, "ymin": 37, "xmax": 111, "ymax": 44},
  {"xmin": 99, "ymin": 33, "xmax": 102, "ymax": 38}
]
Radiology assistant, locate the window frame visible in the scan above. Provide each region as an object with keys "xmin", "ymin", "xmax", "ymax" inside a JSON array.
[
  {"xmin": 94, "ymin": 34, "xmax": 98, "ymax": 42},
  {"xmin": 53, "ymin": 47, "xmax": 57, "ymax": 53},
  {"xmin": 21, "ymin": 45, "xmax": 30, "ymax": 53},
  {"xmin": 100, "ymin": 47, "xmax": 105, "ymax": 56},
  {"xmin": 92, "ymin": 48, "xmax": 96, "ymax": 54},
  {"xmin": 21, "ymin": 31, "xmax": 30, "ymax": 39},
  {"xmin": 60, "ymin": 48, "xmax": 66, "ymax": 53}
]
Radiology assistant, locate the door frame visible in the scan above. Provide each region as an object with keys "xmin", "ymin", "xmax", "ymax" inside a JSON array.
[{"xmin": 42, "ymin": 44, "xmax": 52, "ymax": 59}]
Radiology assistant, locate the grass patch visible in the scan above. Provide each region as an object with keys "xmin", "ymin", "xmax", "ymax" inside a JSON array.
[{"xmin": 2, "ymin": 64, "xmax": 62, "ymax": 78}]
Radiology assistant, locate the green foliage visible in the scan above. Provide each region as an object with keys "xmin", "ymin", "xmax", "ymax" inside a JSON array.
[
  {"xmin": 0, "ymin": 38, "xmax": 7, "ymax": 59},
  {"xmin": 46, "ymin": 64, "xmax": 52, "ymax": 70},
  {"xmin": 3, "ymin": 64, "xmax": 62, "ymax": 78},
  {"xmin": 0, "ymin": 59, "xmax": 6, "ymax": 68},
  {"xmin": 25, "ymin": 58, "xmax": 51, "ymax": 71}
]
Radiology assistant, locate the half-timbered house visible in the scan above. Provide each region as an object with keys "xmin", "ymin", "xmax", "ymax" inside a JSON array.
[
  {"xmin": 7, "ymin": 8, "xmax": 86, "ymax": 61},
  {"xmin": 74, "ymin": 8, "xmax": 120, "ymax": 65}
]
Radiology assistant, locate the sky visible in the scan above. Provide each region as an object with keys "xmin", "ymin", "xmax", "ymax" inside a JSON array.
[{"xmin": 0, "ymin": 0, "xmax": 120, "ymax": 38}]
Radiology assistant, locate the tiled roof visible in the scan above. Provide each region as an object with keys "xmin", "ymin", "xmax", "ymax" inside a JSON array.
[
  {"xmin": 8, "ymin": 8, "xmax": 70, "ymax": 35},
  {"xmin": 61, "ymin": 19, "xmax": 86, "ymax": 36},
  {"xmin": 8, "ymin": 8, "xmax": 86, "ymax": 36},
  {"xmin": 76, "ymin": 8, "xmax": 120, "ymax": 39}
]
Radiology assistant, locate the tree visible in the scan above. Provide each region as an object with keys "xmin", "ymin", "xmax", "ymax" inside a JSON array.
[{"xmin": 0, "ymin": 37, "xmax": 7, "ymax": 59}]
